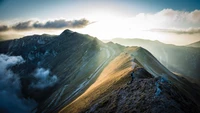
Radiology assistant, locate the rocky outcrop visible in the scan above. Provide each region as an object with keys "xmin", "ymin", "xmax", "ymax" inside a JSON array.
[
  {"xmin": 134, "ymin": 68, "xmax": 153, "ymax": 79},
  {"xmin": 85, "ymin": 77, "xmax": 199, "ymax": 113}
]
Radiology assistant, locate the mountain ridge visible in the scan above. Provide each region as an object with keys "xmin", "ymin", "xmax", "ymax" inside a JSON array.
[
  {"xmin": 187, "ymin": 41, "xmax": 200, "ymax": 48},
  {"xmin": 111, "ymin": 38, "xmax": 200, "ymax": 84},
  {"xmin": 0, "ymin": 29, "xmax": 199, "ymax": 113},
  {"xmin": 60, "ymin": 47, "xmax": 200, "ymax": 113}
]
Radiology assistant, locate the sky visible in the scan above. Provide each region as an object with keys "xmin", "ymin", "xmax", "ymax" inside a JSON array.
[{"xmin": 0, "ymin": 0, "xmax": 200, "ymax": 45}]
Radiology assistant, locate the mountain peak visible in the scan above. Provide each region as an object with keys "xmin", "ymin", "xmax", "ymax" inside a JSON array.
[{"xmin": 60, "ymin": 29, "xmax": 74, "ymax": 36}]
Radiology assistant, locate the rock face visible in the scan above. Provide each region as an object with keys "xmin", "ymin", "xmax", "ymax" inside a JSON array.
[
  {"xmin": 84, "ymin": 77, "xmax": 199, "ymax": 113},
  {"xmin": 134, "ymin": 68, "xmax": 153, "ymax": 79}
]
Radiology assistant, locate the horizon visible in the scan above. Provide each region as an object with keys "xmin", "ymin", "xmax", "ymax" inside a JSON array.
[
  {"xmin": 0, "ymin": 0, "xmax": 200, "ymax": 45},
  {"xmin": 0, "ymin": 28, "xmax": 199, "ymax": 46}
]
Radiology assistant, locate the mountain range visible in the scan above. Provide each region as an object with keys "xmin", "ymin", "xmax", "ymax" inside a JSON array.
[
  {"xmin": 0, "ymin": 30, "xmax": 200, "ymax": 113},
  {"xmin": 112, "ymin": 38, "xmax": 200, "ymax": 85}
]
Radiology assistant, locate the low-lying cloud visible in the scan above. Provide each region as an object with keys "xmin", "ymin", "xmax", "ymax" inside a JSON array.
[
  {"xmin": 1, "ymin": 18, "xmax": 89, "ymax": 32},
  {"xmin": 149, "ymin": 28, "xmax": 200, "ymax": 34},
  {"xmin": 30, "ymin": 68, "xmax": 58, "ymax": 89},
  {"xmin": 0, "ymin": 54, "xmax": 37, "ymax": 113}
]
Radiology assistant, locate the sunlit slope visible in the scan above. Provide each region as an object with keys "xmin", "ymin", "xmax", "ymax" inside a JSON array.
[
  {"xmin": 59, "ymin": 49, "xmax": 137, "ymax": 113},
  {"xmin": 131, "ymin": 47, "xmax": 200, "ymax": 108}
]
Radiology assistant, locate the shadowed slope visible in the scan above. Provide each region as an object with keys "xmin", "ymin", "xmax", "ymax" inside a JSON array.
[{"xmin": 0, "ymin": 29, "xmax": 123, "ymax": 113}]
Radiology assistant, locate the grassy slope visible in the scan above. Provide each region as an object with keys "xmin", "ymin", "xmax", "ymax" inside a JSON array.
[{"xmin": 59, "ymin": 48, "xmax": 138, "ymax": 113}]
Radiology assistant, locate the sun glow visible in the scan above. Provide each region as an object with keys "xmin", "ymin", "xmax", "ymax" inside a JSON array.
[
  {"xmin": 74, "ymin": 13, "xmax": 200, "ymax": 45},
  {"xmin": 76, "ymin": 16, "xmax": 159, "ymax": 40}
]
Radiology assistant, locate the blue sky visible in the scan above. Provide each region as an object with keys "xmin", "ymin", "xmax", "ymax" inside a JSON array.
[
  {"xmin": 0, "ymin": 0, "xmax": 199, "ymax": 20},
  {"xmin": 0, "ymin": 0, "xmax": 200, "ymax": 45}
]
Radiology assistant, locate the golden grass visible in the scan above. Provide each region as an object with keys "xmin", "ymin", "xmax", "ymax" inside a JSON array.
[{"xmin": 59, "ymin": 50, "xmax": 137, "ymax": 113}]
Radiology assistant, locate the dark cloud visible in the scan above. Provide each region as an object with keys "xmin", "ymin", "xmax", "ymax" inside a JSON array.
[
  {"xmin": 12, "ymin": 20, "xmax": 33, "ymax": 30},
  {"xmin": 0, "ymin": 54, "xmax": 37, "ymax": 113},
  {"xmin": 33, "ymin": 18, "xmax": 89, "ymax": 29},
  {"xmin": 149, "ymin": 28, "xmax": 200, "ymax": 34},
  {"xmin": 33, "ymin": 20, "xmax": 68, "ymax": 28},
  {"xmin": 69, "ymin": 19, "xmax": 90, "ymax": 28},
  {"xmin": 0, "ymin": 25, "xmax": 9, "ymax": 32},
  {"xmin": 10, "ymin": 18, "xmax": 89, "ymax": 31}
]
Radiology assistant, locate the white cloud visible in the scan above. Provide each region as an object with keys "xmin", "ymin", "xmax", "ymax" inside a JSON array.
[
  {"xmin": 132, "ymin": 9, "xmax": 200, "ymax": 29},
  {"xmin": 0, "ymin": 54, "xmax": 37, "ymax": 113},
  {"xmin": 188, "ymin": 10, "xmax": 200, "ymax": 23},
  {"xmin": 30, "ymin": 68, "xmax": 58, "ymax": 89},
  {"xmin": 149, "ymin": 27, "xmax": 200, "ymax": 34}
]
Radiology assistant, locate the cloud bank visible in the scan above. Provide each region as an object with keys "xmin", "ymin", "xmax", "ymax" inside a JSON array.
[
  {"xmin": 134, "ymin": 9, "xmax": 200, "ymax": 28},
  {"xmin": 33, "ymin": 19, "xmax": 89, "ymax": 29},
  {"xmin": 30, "ymin": 68, "xmax": 58, "ymax": 89},
  {"xmin": 0, "ymin": 18, "xmax": 89, "ymax": 31},
  {"xmin": 12, "ymin": 20, "xmax": 33, "ymax": 30},
  {"xmin": 0, "ymin": 54, "xmax": 37, "ymax": 113},
  {"xmin": 149, "ymin": 28, "xmax": 200, "ymax": 34}
]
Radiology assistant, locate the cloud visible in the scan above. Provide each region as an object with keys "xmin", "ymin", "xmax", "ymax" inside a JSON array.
[
  {"xmin": 12, "ymin": 21, "xmax": 33, "ymax": 30},
  {"xmin": 33, "ymin": 18, "xmax": 89, "ymax": 29},
  {"xmin": 0, "ymin": 54, "xmax": 37, "ymax": 113},
  {"xmin": 149, "ymin": 28, "xmax": 200, "ymax": 34},
  {"xmin": 188, "ymin": 10, "xmax": 200, "ymax": 23},
  {"xmin": 133, "ymin": 9, "xmax": 200, "ymax": 29},
  {"xmin": 158, "ymin": 9, "xmax": 200, "ymax": 23},
  {"xmin": 7, "ymin": 18, "xmax": 90, "ymax": 31},
  {"xmin": 0, "ymin": 25, "xmax": 9, "ymax": 32},
  {"xmin": 30, "ymin": 68, "xmax": 58, "ymax": 89}
]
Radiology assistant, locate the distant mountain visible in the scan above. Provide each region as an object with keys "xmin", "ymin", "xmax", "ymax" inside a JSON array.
[
  {"xmin": 187, "ymin": 41, "xmax": 200, "ymax": 48},
  {"xmin": 112, "ymin": 38, "xmax": 200, "ymax": 84}
]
